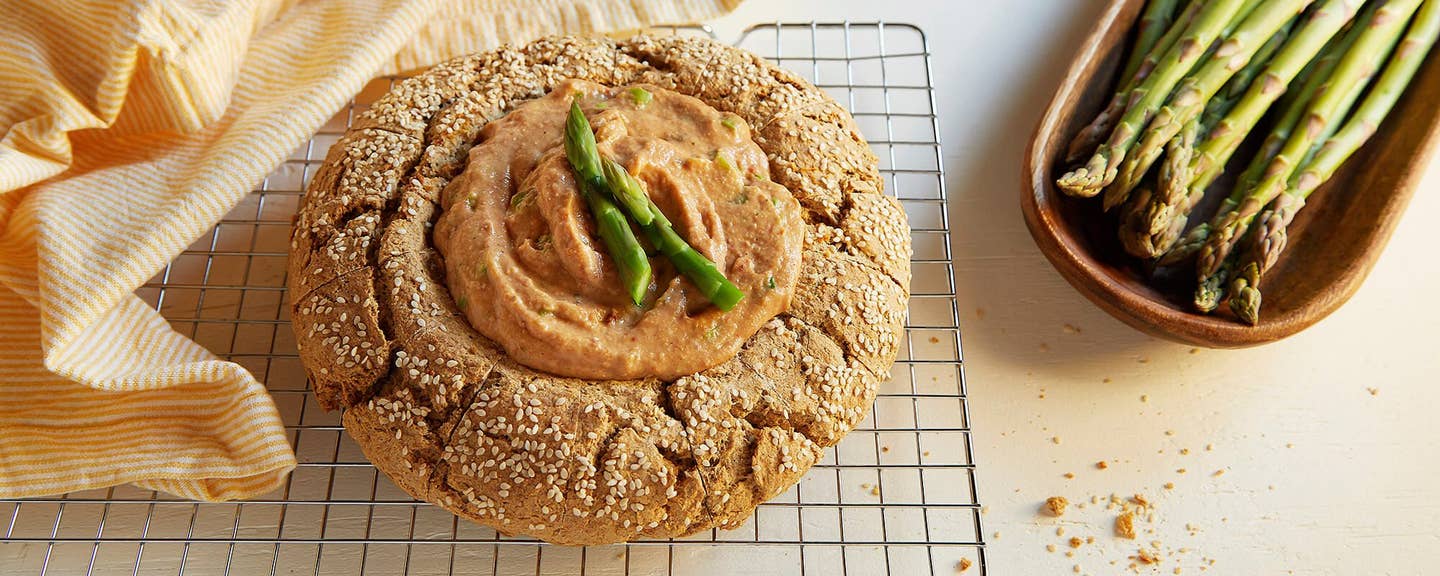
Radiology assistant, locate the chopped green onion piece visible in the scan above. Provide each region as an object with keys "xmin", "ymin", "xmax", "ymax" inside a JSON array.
[
  {"xmin": 628, "ymin": 87, "xmax": 652, "ymax": 108},
  {"xmin": 765, "ymin": 275, "xmax": 776, "ymax": 290}
]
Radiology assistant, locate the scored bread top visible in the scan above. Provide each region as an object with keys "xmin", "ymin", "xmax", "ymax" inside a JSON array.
[{"xmin": 288, "ymin": 34, "xmax": 911, "ymax": 545}]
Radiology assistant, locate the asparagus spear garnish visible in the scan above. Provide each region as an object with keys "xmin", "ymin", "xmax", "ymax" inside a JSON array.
[
  {"xmin": 1058, "ymin": 0, "xmax": 1251, "ymax": 198},
  {"xmin": 602, "ymin": 159, "xmax": 745, "ymax": 311},
  {"xmin": 1104, "ymin": 0, "xmax": 1311, "ymax": 211},
  {"xmin": 1138, "ymin": 0, "xmax": 1365, "ymax": 258},
  {"xmin": 565, "ymin": 100, "xmax": 653, "ymax": 306},
  {"xmin": 600, "ymin": 158, "xmax": 655, "ymax": 226},
  {"xmin": 1230, "ymin": 0, "xmax": 1440, "ymax": 324},
  {"xmin": 1066, "ymin": 0, "xmax": 1204, "ymax": 163},
  {"xmin": 1195, "ymin": 0, "xmax": 1422, "ymax": 280}
]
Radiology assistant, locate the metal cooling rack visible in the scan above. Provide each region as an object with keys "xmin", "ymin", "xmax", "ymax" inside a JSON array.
[{"xmin": 0, "ymin": 22, "xmax": 985, "ymax": 576}]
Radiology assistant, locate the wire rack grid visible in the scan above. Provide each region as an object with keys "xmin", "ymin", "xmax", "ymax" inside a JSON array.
[{"xmin": 0, "ymin": 21, "xmax": 984, "ymax": 576}]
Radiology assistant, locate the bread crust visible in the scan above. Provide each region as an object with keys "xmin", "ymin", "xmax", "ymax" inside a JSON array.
[{"xmin": 288, "ymin": 35, "xmax": 910, "ymax": 545}]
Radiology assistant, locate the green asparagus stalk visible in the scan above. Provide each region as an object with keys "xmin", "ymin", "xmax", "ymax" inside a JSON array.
[
  {"xmin": 1120, "ymin": 117, "xmax": 1198, "ymax": 258},
  {"xmin": 1104, "ymin": 0, "xmax": 1312, "ymax": 211},
  {"xmin": 1195, "ymin": 0, "xmax": 1422, "ymax": 279},
  {"xmin": 1140, "ymin": 0, "xmax": 1365, "ymax": 257},
  {"xmin": 1057, "ymin": 0, "xmax": 1251, "ymax": 198},
  {"xmin": 1066, "ymin": 1, "xmax": 1205, "ymax": 163},
  {"xmin": 1230, "ymin": 0, "xmax": 1440, "ymax": 324},
  {"xmin": 565, "ymin": 100, "xmax": 653, "ymax": 306},
  {"xmin": 1227, "ymin": 260, "xmax": 1263, "ymax": 323},
  {"xmin": 1123, "ymin": 20, "xmax": 1283, "ymax": 260},
  {"xmin": 1194, "ymin": 252, "xmax": 1237, "ymax": 312},
  {"xmin": 1123, "ymin": 0, "xmax": 1187, "ymax": 82},
  {"xmin": 602, "ymin": 159, "xmax": 745, "ymax": 311}
]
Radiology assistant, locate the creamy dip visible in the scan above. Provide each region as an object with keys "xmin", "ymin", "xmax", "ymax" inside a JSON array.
[{"xmin": 433, "ymin": 79, "xmax": 804, "ymax": 380}]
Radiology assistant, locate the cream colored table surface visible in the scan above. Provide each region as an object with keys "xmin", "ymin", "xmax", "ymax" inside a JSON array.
[{"xmin": 713, "ymin": 2, "xmax": 1440, "ymax": 575}]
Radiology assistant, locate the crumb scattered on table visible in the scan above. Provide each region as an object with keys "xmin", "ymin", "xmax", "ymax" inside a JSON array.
[
  {"xmin": 1136, "ymin": 548, "xmax": 1160, "ymax": 565},
  {"xmin": 974, "ymin": 308, "xmax": 986, "ymax": 320},
  {"xmin": 1164, "ymin": 482, "xmax": 1175, "ymax": 490},
  {"xmin": 1047, "ymin": 544, "xmax": 1057, "ymax": 553},
  {"xmin": 1063, "ymin": 323, "xmax": 1081, "ymax": 334},
  {"xmin": 1366, "ymin": 387, "xmax": 1379, "ymax": 396},
  {"xmin": 1140, "ymin": 394, "xmax": 1149, "ymax": 403},
  {"xmin": 1212, "ymin": 469, "xmax": 1225, "ymax": 477},
  {"xmin": 1069, "ymin": 537, "xmax": 1084, "ymax": 548},
  {"xmin": 1045, "ymin": 496, "xmax": 1070, "ymax": 517},
  {"xmin": 956, "ymin": 558, "xmax": 972, "ymax": 572},
  {"xmin": 1096, "ymin": 460, "xmax": 1108, "ymax": 470},
  {"xmin": 1115, "ymin": 511, "xmax": 1136, "ymax": 539},
  {"xmin": 1064, "ymin": 472, "xmax": 1076, "ymax": 479},
  {"xmin": 928, "ymin": 336, "xmax": 940, "ymax": 344}
]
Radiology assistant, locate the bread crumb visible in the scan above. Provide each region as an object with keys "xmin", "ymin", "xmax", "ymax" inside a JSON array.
[
  {"xmin": 1115, "ymin": 511, "xmax": 1136, "ymax": 539},
  {"xmin": 1064, "ymin": 472, "xmax": 1076, "ymax": 479},
  {"xmin": 1164, "ymin": 429, "xmax": 1176, "ymax": 436},
  {"xmin": 1286, "ymin": 443, "xmax": 1294, "ymax": 448},
  {"xmin": 923, "ymin": 451, "xmax": 931, "ymax": 457},
  {"xmin": 1176, "ymin": 468, "xmax": 1187, "ymax": 474},
  {"xmin": 1103, "ymin": 377, "xmax": 1112, "ymax": 383},
  {"xmin": 1138, "ymin": 357, "xmax": 1150, "ymax": 364},
  {"xmin": 1063, "ymin": 323, "xmax": 1081, "ymax": 334},
  {"xmin": 881, "ymin": 446, "xmax": 890, "ymax": 453},
  {"xmin": 1073, "ymin": 565, "xmax": 1082, "ymax": 574},
  {"xmin": 1140, "ymin": 394, "xmax": 1149, "ymax": 403},
  {"xmin": 1179, "ymin": 448, "xmax": 1190, "ymax": 455},
  {"xmin": 1189, "ymin": 348, "xmax": 1200, "ymax": 355},
  {"xmin": 1039, "ymin": 342, "xmax": 1051, "ymax": 352},
  {"xmin": 1065, "ymin": 550, "xmax": 1074, "ymax": 558},
  {"xmin": 1057, "ymin": 526, "xmax": 1066, "ymax": 536},
  {"xmin": 928, "ymin": 336, "xmax": 940, "ymax": 344},
  {"xmin": 1136, "ymin": 548, "xmax": 1160, "ymax": 565},
  {"xmin": 956, "ymin": 558, "xmax": 973, "ymax": 572},
  {"xmin": 1164, "ymin": 482, "xmax": 1175, "ymax": 490},
  {"xmin": 993, "ymin": 531, "xmax": 1001, "ymax": 539},
  {"xmin": 1052, "ymin": 436, "xmax": 1062, "ymax": 445},
  {"xmin": 1096, "ymin": 460, "xmax": 1108, "ymax": 470},
  {"xmin": 1205, "ymin": 443, "xmax": 1214, "ymax": 451},
  {"xmin": 975, "ymin": 307, "xmax": 986, "ymax": 320},
  {"xmin": 1047, "ymin": 544, "xmax": 1057, "ymax": 553},
  {"xmin": 1131, "ymin": 493, "xmax": 1150, "ymax": 507},
  {"xmin": 1045, "ymin": 496, "xmax": 1070, "ymax": 517},
  {"xmin": 871, "ymin": 486, "xmax": 881, "ymax": 496},
  {"xmin": 981, "ymin": 506, "xmax": 989, "ymax": 515},
  {"xmin": 1087, "ymin": 536, "xmax": 1096, "ymax": 544},
  {"xmin": 1069, "ymin": 537, "xmax": 1084, "ymax": 548},
  {"xmin": 1212, "ymin": 469, "xmax": 1226, "ymax": 477},
  {"xmin": 1366, "ymin": 387, "xmax": 1379, "ymax": 396}
]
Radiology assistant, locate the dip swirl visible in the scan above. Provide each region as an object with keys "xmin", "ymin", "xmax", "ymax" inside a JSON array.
[{"xmin": 433, "ymin": 79, "xmax": 804, "ymax": 380}]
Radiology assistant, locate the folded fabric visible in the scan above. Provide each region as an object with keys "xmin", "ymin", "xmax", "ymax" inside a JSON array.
[{"xmin": 0, "ymin": 0, "xmax": 740, "ymax": 501}]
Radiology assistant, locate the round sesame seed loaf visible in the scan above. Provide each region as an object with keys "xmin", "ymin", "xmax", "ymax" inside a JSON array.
[{"xmin": 288, "ymin": 34, "xmax": 911, "ymax": 545}]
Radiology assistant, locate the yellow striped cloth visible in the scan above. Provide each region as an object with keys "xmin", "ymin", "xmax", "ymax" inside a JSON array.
[{"xmin": 0, "ymin": 0, "xmax": 739, "ymax": 501}]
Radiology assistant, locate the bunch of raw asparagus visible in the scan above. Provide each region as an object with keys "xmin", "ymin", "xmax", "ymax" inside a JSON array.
[
  {"xmin": 565, "ymin": 99, "xmax": 744, "ymax": 310},
  {"xmin": 1056, "ymin": 0, "xmax": 1439, "ymax": 324}
]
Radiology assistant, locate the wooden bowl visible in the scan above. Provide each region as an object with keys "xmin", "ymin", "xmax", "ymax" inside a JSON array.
[{"xmin": 1022, "ymin": 0, "xmax": 1440, "ymax": 348}]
